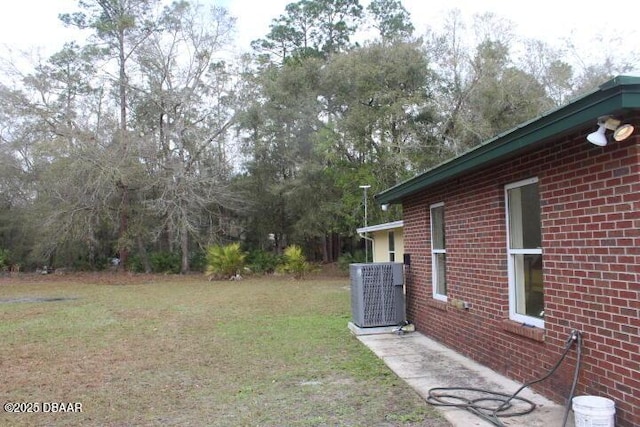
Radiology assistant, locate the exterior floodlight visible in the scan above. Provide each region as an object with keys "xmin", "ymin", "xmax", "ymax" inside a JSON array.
[
  {"xmin": 588, "ymin": 115, "xmax": 636, "ymax": 146},
  {"xmin": 381, "ymin": 203, "xmax": 389, "ymax": 211},
  {"xmin": 587, "ymin": 124, "xmax": 608, "ymax": 146},
  {"xmin": 613, "ymin": 123, "xmax": 634, "ymax": 141}
]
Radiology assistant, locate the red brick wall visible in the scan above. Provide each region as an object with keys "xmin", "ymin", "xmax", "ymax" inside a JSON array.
[{"xmin": 402, "ymin": 122, "xmax": 639, "ymax": 427}]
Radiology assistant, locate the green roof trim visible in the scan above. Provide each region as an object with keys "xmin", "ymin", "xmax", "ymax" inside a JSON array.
[{"xmin": 376, "ymin": 75, "xmax": 640, "ymax": 205}]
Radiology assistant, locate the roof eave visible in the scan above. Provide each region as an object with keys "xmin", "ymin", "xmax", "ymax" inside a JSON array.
[
  {"xmin": 356, "ymin": 220, "xmax": 404, "ymax": 233},
  {"xmin": 376, "ymin": 75, "xmax": 640, "ymax": 205}
]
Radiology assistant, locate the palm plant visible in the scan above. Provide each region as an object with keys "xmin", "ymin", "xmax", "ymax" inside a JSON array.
[
  {"xmin": 204, "ymin": 243, "xmax": 247, "ymax": 279},
  {"xmin": 278, "ymin": 245, "xmax": 312, "ymax": 279}
]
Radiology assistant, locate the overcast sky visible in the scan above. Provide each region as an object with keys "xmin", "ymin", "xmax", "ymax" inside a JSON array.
[{"xmin": 0, "ymin": 0, "xmax": 638, "ymax": 70}]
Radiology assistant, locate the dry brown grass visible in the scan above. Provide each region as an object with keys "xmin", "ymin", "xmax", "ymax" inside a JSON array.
[{"xmin": 0, "ymin": 273, "xmax": 449, "ymax": 426}]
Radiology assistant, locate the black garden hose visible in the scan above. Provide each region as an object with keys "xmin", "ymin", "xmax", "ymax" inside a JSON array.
[
  {"xmin": 426, "ymin": 330, "xmax": 583, "ymax": 427},
  {"xmin": 561, "ymin": 330, "xmax": 582, "ymax": 426}
]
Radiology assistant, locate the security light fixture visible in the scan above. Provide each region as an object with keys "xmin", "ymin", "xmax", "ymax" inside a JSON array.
[
  {"xmin": 613, "ymin": 123, "xmax": 634, "ymax": 141},
  {"xmin": 587, "ymin": 116, "xmax": 635, "ymax": 146},
  {"xmin": 587, "ymin": 123, "xmax": 608, "ymax": 146}
]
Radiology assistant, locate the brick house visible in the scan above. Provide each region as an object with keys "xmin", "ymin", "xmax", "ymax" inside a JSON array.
[{"xmin": 375, "ymin": 75, "xmax": 639, "ymax": 427}]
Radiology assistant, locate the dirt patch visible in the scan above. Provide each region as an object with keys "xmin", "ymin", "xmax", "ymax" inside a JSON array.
[
  {"xmin": 0, "ymin": 272, "xmax": 192, "ymax": 286},
  {"xmin": 0, "ymin": 296, "xmax": 79, "ymax": 304}
]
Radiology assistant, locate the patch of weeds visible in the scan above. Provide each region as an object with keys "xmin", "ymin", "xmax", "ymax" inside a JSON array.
[
  {"xmin": 298, "ymin": 415, "xmax": 328, "ymax": 426},
  {"xmin": 386, "ymin": 407, "xmax": 431, "ymax": 423}
]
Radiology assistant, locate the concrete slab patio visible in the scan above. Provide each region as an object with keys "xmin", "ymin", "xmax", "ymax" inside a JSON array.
[{"xmin": 352, "ymin": 326, "xmax": 575, "ymax": 427}]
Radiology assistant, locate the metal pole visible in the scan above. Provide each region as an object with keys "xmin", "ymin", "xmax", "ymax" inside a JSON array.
[{"xmin": 359, "ymin": 185, "xmax": 371, "ymax": 262}]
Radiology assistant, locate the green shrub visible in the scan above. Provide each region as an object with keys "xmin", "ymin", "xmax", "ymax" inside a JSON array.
[
  {"xmin": 149, "ymin": 251, "xmax": 181, "ymax": 274},
  {"xmin": 127, "ymin": 250, "xmax": 209, "ymax": 274},
  {"xmin": 338, "ymin": 250, "xmax": 366, "ymax": 271},
  {"xmin": 190, "ymin": 250, "xmax": 207, "ymax": 272},
  {"xmin": 277, "ymin": 245, "xmax": 313, "ymax": 279},
  {"xmin": 247, "ymin": 249, "xmax": 281, "ymax": 275},
  {"xmin": 127, "ymin": 255, "xmax": 144, "ymax": 273},
  {"xmin": 0, "ymin": 248, "xmax": 10, "ymax": 271},
  {"xmin": 205, "ymin": 243, "xmax": 247, "ymax": 279}
]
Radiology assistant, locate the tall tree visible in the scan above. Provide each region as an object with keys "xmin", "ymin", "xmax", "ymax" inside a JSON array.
[
  {"xmin": 0, "ymin": 41, "xmax": 122, "ymax": 268},
  {"xmin": 322, "ymin": 41, "xmax": 439, "ymax": 168},
  {"xmin": 519, "ymin": 39, "xmax": 574, "ymax": 107},
  {"xmin": 251, "ymin": 0, "xmax": 364, "ymax": 64},
  {"xmin": 309, "ymin": 0, "xmax": 363, "ymax": 55},
  {"xmin": 425, "ymin": 11, "xmax": 552, "ymax": 152},
  {"xmin": 464, "ymin": 39, "xmax": 550, "ymax": 143},
  {"xmin": 236, "ymin": 57, "xmax": 324, "ymax": 253},
  {"xmin": 367, "ymin": 0, "xmax": 414, "ymax": 42},
  {"xmin": 0, "ymin": 89, "xmax": 36, "ymax": 265},
  {"xmin": 250, "ymin": 1, "xmax": 317, "ymax": 63},
  {"xmin": 60, "ymin": 0, "xmax": 161, "ymax": 268},
  {"xmin": 133, "ymin": 1, "xmax": 239, "ymax": 273},
  {"xmin": 317, "ymin": 41, "xmax": 440, "ymax": 227}
]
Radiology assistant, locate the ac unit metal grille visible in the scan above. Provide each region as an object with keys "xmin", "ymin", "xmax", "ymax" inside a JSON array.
[{"xmin": 350, "ymin": 263, "xmax": 405, "ymax": 328}]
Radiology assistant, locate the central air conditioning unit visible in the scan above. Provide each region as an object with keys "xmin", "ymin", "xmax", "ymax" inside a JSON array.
[{"xmin": 350, "ymin": 262, "xmax": 405, "ymax": 328}]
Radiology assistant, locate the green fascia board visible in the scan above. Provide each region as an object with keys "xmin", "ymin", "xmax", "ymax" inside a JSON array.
[{"xmin": 376, "ymin": 75, "xmax": 640, "ymax": 205}]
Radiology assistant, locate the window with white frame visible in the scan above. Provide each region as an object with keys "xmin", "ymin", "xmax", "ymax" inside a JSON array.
[
  {"xmin": 505, "ymin": 178, "xmax": 544, "ymax": 328},
  {"xmin": 388, "ymin": 231, "xmax": 396, "ymax": 262},
  {"xmin": 430, "ymin": 203, "xmax": 447, "ymax": 301}
]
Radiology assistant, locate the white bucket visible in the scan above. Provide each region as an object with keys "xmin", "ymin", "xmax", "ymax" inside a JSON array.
[{"xmin": 572, "ymin": 395, "xmax": 615, "ymax": 427}]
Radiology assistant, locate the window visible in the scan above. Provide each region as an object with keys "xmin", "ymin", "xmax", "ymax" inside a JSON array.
[
  {"xmin": 505, "ymin": 178, "xmax": 544, "ymax": 328},
  {"xmin": 430, "ymin": 203, "xmax": 446, "ymax": 301},
  {"xmin": 388, "ymin": 231, "xmax": 395, "ymax": 262}
]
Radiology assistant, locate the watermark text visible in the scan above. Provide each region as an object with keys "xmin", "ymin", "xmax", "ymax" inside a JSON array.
[{"xmin": 4, "ymin": 402, "xmax": 83, "ymax": 413}]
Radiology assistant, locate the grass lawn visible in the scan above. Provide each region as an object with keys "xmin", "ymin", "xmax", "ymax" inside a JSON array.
[{"xmin": 0, "ymin": 273, "xmax": 449, "ymax": 427}]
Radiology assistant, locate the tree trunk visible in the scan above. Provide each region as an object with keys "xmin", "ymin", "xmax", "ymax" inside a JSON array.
[
  {"xmin": 180, "ymin": 224, "xmax": 189, "ymax": 274},
  {"xmin": 137, "ymin": 235, "xmax": 152, "ymax": 273},
  {"xmin": 323, "ymin": 234, "xmax": 330, "ymax": 263},
  {"xmin": 117, "ymin": 27, "xmax": 130, "ymax": 271}
]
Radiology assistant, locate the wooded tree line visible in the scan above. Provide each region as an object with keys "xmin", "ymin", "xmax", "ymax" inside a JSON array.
[{"xmin": 0, "ymin": 0, "xmax": 634, "ymax": 273}]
